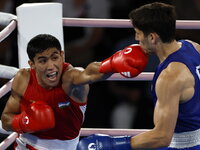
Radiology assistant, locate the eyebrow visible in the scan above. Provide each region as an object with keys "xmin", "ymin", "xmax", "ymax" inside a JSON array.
[
  {"xmin": 37, "ymin": 56, "xmax": 46, "ymax": 60},
  {"xmin": 37, "ymin": 51, "xmax": 60, "ymax": 60}
]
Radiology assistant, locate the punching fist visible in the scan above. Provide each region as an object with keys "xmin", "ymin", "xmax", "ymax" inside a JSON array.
[
  {"xmin": 99, "ymin": 44, "xmax": 148, "ymax": 78},
  {"xmin": 12, "ymin": 101, "xmax": 55, "ymax": 133},
  {"xmin": 76, "ymin": 134, "xmax": 132, "ymax": 150}
]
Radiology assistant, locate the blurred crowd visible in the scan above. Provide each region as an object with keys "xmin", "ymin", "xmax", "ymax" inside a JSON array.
[{"xmin": 0, "ymin": 1, "xmax": 200, "ymax": 144}]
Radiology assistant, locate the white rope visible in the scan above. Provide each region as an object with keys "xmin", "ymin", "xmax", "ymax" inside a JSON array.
[
  {"xmin": 0, "ymin": 15, "xmax": 199, "ymax": 45},
  {"xmin": 0, "ymin": 128, "xmax": 147, "ymax": 149},
  {"xmin": 0, "ymin": 20, "xmax": 17, "ymax": 42},
  {"xmin": 0, "ymin": 72, "xmax": 154, "ymax": 99},
  {"xmin": 107, "ymin": 72, "xmax": 154, "ymax": 81},
  {"xmin": 0, "ymin": 13, "xmax": 199, "ymax": 29},
  {"xmin": 80, "ymin": 128, "xmax": 149, "ymax": 136},
  {"xmin": 177, "ymin": 20, "xmax": 200, "ymax": 29},
  {"xmin": 0, "ymin": 128, "xmax": 148, "ymax": 149},
  {"xmin": 63, "ymin": 17, "xmax": 200, "ymax": 29},
  {"xmin": 0, "ymin": 132, "xmax": 18, "ymax": 149},
  {"xmin": 63, "ymin": 18, "xmax": 131, "ymax": 28},
  {"xmin": 0, "ymin": 12, "xmax": 17, "ymax": 26},
  {"xmin": 0, "ymin": 65, "xmax": 18, "ymax": 79},
  {"xmin": 0, "ymin": 78, "xmax": 13, "ymax": 99}
]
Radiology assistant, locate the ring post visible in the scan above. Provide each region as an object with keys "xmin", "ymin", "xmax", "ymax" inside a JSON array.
[{"xmin": 16, "ymin": 3, "xmax": 64, "ymax": 68}]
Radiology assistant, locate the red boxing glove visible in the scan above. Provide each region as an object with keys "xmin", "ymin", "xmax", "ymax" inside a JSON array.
[
  {"xmin": 99, "ymin": 44, "xmax": 148, "ymax": 78},
  {"xmin": 12, "ymin": 101, "xmax": 55, "ymax": 133}
]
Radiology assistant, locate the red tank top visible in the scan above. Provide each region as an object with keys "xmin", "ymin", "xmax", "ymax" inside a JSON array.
[{"xmin": 21, "ymin": 63, "xmax": 86, "ymax": 140}]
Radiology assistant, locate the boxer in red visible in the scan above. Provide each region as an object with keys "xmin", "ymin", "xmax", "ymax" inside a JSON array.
[{"xmin": 1, "ymin": 34, "xmax": 148, "ymax": 150}]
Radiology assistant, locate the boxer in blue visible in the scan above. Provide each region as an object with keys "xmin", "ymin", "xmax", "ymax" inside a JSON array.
[{"xmin": 77, "ymin": 2, "xmax": 200, "ymax": 150}]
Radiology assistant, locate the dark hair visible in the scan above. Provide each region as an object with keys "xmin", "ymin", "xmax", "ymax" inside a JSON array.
[
  {"xmin": 27, "ymin": 34, "xmax": 62, "ymax": 61},
  {"xmin": 129, "ymin": 2, "xmax": 176, "ymax": 43}
]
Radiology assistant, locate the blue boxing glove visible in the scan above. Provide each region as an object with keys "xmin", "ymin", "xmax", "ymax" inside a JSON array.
[{"xmin": 76, "ymin": 134, "xmax": 132, "ymax": 150}]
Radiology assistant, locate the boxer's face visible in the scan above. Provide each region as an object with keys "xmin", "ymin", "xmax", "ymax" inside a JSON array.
[
  {"xmin": 29, "ymin": 48, "xmax": 64, "ymax": 89},
  {"xmin": 134, "ymin": 28, "xmax": 154, "ymax": 54}
]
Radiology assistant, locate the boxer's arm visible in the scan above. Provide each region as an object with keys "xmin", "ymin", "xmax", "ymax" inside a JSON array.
[
  {"xmin": 1, "ymin": 69, "xmax": 29, "ymax": 131},
  {"xmin": 64, "ymin": 62, "xmax": 111, "ymax": 86},
  {"xmin": 129, "ymin": 62, "xmax": 190, "ymax": 149},
  {"xmin": 76, "ymin": 62, "xmax": 111, "ymax": 84},
  {"xmin": 67, "ymin": 44, "xmax": 148, "ymax": 85}
]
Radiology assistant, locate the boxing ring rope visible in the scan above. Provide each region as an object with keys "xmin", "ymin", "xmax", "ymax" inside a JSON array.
[
  {"xmin": 108, "ymin": 72, "xmax": 154, "ymax": 81},
  {"xmin": 0, "ymin": 132, "xmax": 18, "ymax": 150},
  {"xmin": 0, "ymin": 78, "xmax": 13, "ymax": 99},
  {"xmin": 1, "ymin": 12, "xmax": 200, "ymax": 149},
  {"xmin": 63, "ymin": 17, "xmax": 200, "ymax": 29},
  {"xmin": 0, "ymin": 20, "xmax": 17, "ymax": 43},
  {"xmin": 0, "ymin": 12, "xmax": 17, "ymax": 42},
  {"xmin": 80, "ymin": 128, "xmax": 149, "ymax": 136},
  {"xmin": 1, "ymin": 15, "xmax": 200, "ymax": 42},
  {"xmin": 0, "ymin": 128, "xmax": 149, "ymax": 150},
  {"xmin": 0, "ymin": 72, "xmax": 154, "ymax": 101},
  {"xmin": 1, "ymin": 12, "xmax": 200, "ymax": 29}
]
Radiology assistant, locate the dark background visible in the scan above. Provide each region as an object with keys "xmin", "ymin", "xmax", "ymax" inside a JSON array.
[{"xmin": 1, "ymin": 0, "xmax": 200, "ymax": 149}]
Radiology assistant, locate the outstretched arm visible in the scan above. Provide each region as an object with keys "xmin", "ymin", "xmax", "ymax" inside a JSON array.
[
  {"xmin": 66, "ymin": 62, "xmax": 111, "ymax": 86},
  {"xmin": 68, "ymin": 44, "xmax": 148, "ymax": 85}
]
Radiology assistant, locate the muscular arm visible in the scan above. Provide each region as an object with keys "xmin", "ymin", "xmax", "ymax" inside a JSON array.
[
  {"xmin": 61, "ymin": 63, "xmax": 111, "ymax": 104},
  {"xmin": 67, "ymin": 62, "xmax": 112, "ymax": 86},
  {"xmin": 1, "ymin": 69, "xmax": 29, "ymax": 131},
  {"xmin": 130, "ymin": 62, "xmax": 194, "ymax": 149},
  {"xmin": 63, "ymin": 45, "xmax": 147, "ymax": 104},
  {"xmin": 64, "ymin": 44, "xmax": 147, "ymax": 86}
]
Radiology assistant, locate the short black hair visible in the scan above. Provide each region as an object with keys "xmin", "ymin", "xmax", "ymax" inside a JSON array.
[
  {"xmin": 129, "ymin": 2, "xmax": 176, "ymax": 43},
  {"xmin": 27, "ymin": 34, "xmax": 62, "ymax": 61}
]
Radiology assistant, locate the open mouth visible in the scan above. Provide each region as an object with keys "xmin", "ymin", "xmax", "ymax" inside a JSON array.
[{"xmin": 46, "ymin": 72, "xmax": 58, "ymax": 81}]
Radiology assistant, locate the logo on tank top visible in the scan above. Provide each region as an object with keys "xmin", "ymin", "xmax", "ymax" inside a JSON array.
[
  {"xmin": 58, "ymin": 101, "xmax": 70, "ymax": 108},
  {"xmin": 196, "ymin": 65, "xmax": 200, "ymax": 80},
  {"xmin": 88, "ymin": 141, "xmax": 103, "ymax": 150},
  {"xmin": 88, "ymin": 143, "xmax": 96, "ymax": 150}
]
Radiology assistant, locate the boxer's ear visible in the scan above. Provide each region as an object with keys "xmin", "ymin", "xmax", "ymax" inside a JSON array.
[
  {"xmin": 28, "ymin": 60, "xmax": 35, "ymax": 69},
  {"xmin": 61, "ymin": 51, "xmax": 65, "ymax": 61},
  {"xmin": 148, "ymin": 32, "xmax": 160, "ymax": 44}
]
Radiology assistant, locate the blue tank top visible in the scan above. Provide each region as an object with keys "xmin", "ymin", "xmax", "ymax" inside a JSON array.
[{"xmin": 151, "ymin": 40, "xmax": 200, "ymax": 133}]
